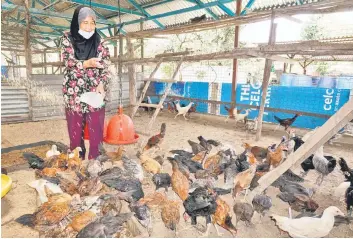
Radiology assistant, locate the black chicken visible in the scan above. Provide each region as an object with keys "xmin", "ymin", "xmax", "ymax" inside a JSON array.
[
  {"xmin": 170, "ymin": 149, "xmax": 194, "ymax": 158},
  {"xmin": 197, "ymin": 136, "xmax": 212, "ymax": 152},
  {"xmin": 274, "ymin": 113, "xmax": 301, "ymax": 130},
  {"xmin": 190, "ymin": 14, "xmax": 206, "ymax": 24},
  {"xmin": 183, "ymin": 187, "xmax": 217, "ymax": 234},
  {"xmin": 152, "ymin": 173, "xmax": 171, "ymax": 191},
  {"xmin": 339, "ymin": 157, "xmax": 353, "ymax": 181},
  {"xmin": 23, "ymin": 152, "xmax": 46, "ymax": 170},
  {"xmin": 301, "ymin": 155, "xmax": 336, "ymax": 177}
]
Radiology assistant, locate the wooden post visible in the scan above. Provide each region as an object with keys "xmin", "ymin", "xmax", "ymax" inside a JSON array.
[
  {"xmin": 140, "ymin": 21, "xmax": 144, "ymax": 73},
  {"xmin": 114, "ymin": 26, "xmax": 118, "ymax": 72},
  {"xmin": 24, "ymin": 0, "xmax": 33, "ymax": 120},
  {"xmin": 127, "ymin": 37, "xmax": 136, "ymax": 106},
  {"xmin": 247, "ymin": 98, "xmax": 353, "ymax": 202},
  {"xmin": 231, "ymin": 0, "xmax": 242, "ymax": 107},
  {"xmin": 43, "ymin": 50, "xmax": 47, "ymax": 74},
  {"xmin": 256, "ymin": 12, "xmax": 277, "ymax": 141}
]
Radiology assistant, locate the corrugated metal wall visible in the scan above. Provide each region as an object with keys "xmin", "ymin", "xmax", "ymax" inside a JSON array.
[
  {"xmin": 1, "ymin": 73, "xmax": 145, "ymax": 123},
  {"xmin": 1, "ymin": 82, "xmax": 30, "ymax": 123}
]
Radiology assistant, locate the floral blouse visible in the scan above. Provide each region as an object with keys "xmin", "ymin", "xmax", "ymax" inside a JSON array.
[{"xmin": 60, "ymin": 33, "xmax": 111, "ymax": 113}]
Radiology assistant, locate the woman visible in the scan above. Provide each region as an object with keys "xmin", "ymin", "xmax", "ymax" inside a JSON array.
[{"xmin": 60, "ymin": 6, "xmax": 110, "ymax": 160}]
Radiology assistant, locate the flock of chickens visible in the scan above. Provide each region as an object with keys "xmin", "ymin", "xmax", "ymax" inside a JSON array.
[{"xmin": 14, "ymin": 109, "xmax": 353, "ymax": 238}]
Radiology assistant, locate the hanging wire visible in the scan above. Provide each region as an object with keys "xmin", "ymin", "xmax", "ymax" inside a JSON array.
[{"xmin": 117, "ymin": 0, "xmax": 123, "ymax": 107}]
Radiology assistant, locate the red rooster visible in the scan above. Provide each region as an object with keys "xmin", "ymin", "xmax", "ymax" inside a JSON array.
[
  {"xmin": 274, "ymin": 113, "xmax": 301, "ymax": 131},
  {"xmin": 143, "ymin": 123, "xmax": 166, "ymax": 152}
]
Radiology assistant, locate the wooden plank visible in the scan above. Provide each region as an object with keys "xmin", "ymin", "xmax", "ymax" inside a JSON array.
[
  {"xmin": 24, "ymin": 0, "xmax": 33, "ymax": 121},
  {"xmin": 135, "ymin": 103, "xmax": 161, "ymax": 108},
  {"xmin": 247, "ymin": 98, "xmax": 353, "ymax": 202},
  {"xmin": 127, "ymin": 37, "xmax": 136, "ymax": 106},
  {"xmin": 256, "ymin": 12, "xmax": 277, "ymax": 141}
]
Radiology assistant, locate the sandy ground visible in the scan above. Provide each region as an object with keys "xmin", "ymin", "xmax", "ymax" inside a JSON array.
[{"xmin": 1, "ymin": 110, "xmax": 353, "ymax": 238}]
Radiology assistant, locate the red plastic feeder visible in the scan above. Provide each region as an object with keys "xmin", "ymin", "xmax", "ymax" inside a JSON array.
[
  {"xmin": 103, "ymin": 107, "xmax": 139, "ymax": 145},
  {"xmin": 84, "ymin": 122, "xmax": 107, "ymax": 140}
]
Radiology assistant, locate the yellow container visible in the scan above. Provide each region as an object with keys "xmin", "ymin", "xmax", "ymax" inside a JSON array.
[{"xmin": 1, "ymin": 174, "xmax": 12, "ymax": 198}]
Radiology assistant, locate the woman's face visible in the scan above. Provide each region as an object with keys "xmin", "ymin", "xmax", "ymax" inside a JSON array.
[{"xmin": 79, "ymin": 16, "xmax": 96, "ymax": 32}]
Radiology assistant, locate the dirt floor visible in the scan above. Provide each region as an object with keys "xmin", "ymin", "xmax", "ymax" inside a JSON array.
[{"xmin": 1, "ymin": 110, "xmax": 353, "ymax": 238}]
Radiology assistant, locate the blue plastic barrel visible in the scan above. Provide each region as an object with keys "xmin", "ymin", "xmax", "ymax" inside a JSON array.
[
  {"xmin": 317, "ymin": 76, "xmax": 336, "ymax": 88},
  {"xmin": 280, "ymin": 74, "xmax": 295, "ymax": 86},
  {"xmin": 292, "ymin": 75, "xmax": 312, "ymax": 87},
  {"xmin": 336, "ymin": 76, "xmax": 353, "ymax": 89}
]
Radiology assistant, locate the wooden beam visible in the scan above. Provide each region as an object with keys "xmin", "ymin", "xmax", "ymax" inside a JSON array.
[
  {"xmin": 247, "ymin": 98, "xmax": 353, "ymax": 202},
  {"xmin": 231, "ymin": 0, "xmax": 242, "ymax": 108},
  {"xmin": 140, "ymin": 21, "xmax": 144, "ymax": 73},
  {"xmin": 256, "ymin": 12, "xmax": 277, "ymax": 141},
  {"xmin": 24, "ymin": 0, "xmax": 33, "ymax": 120},
  {"xmin": 127, "ymin": 37, "xmax": 137, "ymax": 106}
]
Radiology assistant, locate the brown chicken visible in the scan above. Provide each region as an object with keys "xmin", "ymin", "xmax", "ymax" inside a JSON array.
[
  {"xmin": 170, "ymin": 160, "xmax": 189, "ymax": 201},
  {"xmin": 161, "ymin": 200, "xmax": 180, "ymax": 236},
  {"xmin": 67, "ymin": 148, "xmax": 82, "ymax": 171},
  {"xmin": 247, "ymin": 152, "xmax": 257, "ymax": 165},
  {"xmin": 203, "ymin": 151, "xmax": 223, "ymax": 170},
  {"xmin": 213, "ymin": 197, "xmax": 237, "ymax": 236},
  {"xmin": 68, "ymin": 211, "xmax": 97, "ymax": 232},
  {"xmin": 233, "ymin": 164, "xmax": 257, "ymax": 199},
  {"xmin": 242, "ymin": 142, "xmax": 268, "ymax": 162},
  {"xmin": 144, "ymin": 123, "xmax": 166, "ymax": 151},
  {"xmin": 57, "ymin": 177, "xmax": 78, "ymax": 195},
  {"xmin": 192, "ymin": 151, "xmax": 207, "ymax": 163},
  {"xmin": 138, "ymin": 152, "xmax": 161, "ymax": 175},
  {"xmin": 106, "ymin": 146, "xmax": 125, "ymax": 161},
  {"xmin": 138, "ymin": 191, "xmax": 167, "ymax": 210},
  {"xmin": 41, "ymin": 168, "xmax": 58, "ymax": 177},
  {"xmin": 77, "ymin": 176, "xmax": 103, "ymax": 197},
  {"xmin": 267, "ymin": 144, "xmax": 287, "ymax": 168}
]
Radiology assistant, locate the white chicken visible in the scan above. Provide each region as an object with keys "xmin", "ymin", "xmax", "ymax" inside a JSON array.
[
  {"xmin": 28, "ymin": 179, "xmax": 63, "ymax": 204},
  {"xmin": 235, "ymin": 109, "xmax": 251, "ymax": 125},
  {"xmin": 270, "ymin": 206, "xmax": 345, "ymax": 238},
  {"xmin": 174, "ymin": 101, "xmax": 194, "ymax": 120},
  {"xmin": 46, "ymin": 145, "xmax": 61, "ymax": 159}
]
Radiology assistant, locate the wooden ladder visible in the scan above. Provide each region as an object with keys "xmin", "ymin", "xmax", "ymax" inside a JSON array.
[{"xmin": 131, "ymin": 57, "xmax": 184, "ymax": 138}]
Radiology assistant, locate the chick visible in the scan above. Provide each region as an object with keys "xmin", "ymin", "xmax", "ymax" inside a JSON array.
[
  {"xmin": 233, "ymin": 202, "xmax": 254, "ymax": 226},
  {"xmin": 137, "ymin": 152, "xmax": 161, "ymax": 175},
  {"xmin": 152, "ymin": 173, "xmax": 171, "ymax": 191}
]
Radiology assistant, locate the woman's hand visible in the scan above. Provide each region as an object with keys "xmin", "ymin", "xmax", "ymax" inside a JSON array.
[
  {"xmin": 83, "ymin": 58, "xmax": 104, "ymax": 69},
  {"xmin": 96, "ymin": 82, "xmax": 106, "ymax": 99}
]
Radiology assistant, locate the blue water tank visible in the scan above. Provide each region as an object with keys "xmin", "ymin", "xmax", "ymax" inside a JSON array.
[
  {"xmin": 336, "ymin": 76, "xmax": 353, "ymax": 89},
  {"xmin": 317, "ymin": 76, "xmax": 336, "ymax": 88},
  {"xmin": 292, "ymin": 75, "xmax": 312, "ymax": 87},
  {"xmin": 280, "ymin": 74, "xmax": 295, "ymax": 86}
]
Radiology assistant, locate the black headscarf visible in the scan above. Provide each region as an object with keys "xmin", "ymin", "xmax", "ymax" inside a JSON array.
[{"xmin": 68, "ymin": 5, "xmax": 101, "ymax": 60}]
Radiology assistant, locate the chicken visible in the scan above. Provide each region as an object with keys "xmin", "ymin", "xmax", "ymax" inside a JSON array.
[
  {"xmin": 197, "ymin": 136, "xmax": 212, "ymax": 152},
  {"xmin": 224, "ymin": 105, "xmax": 243, "ymax": 122},
  {"xmin": 188, "ymin": 140, "xmax": 206, "ymax": 155},
  {"xmin": 23, "ymin": 152, "xmax": 46, "ymax": 170},
  {"xmin": 16, "ymin": 193, "xmax": 73, "ymax": 228},
  {"xmin": 189, "ymin": 178, "xmax": 216, "ymax": 193},
  {"xmin": 106, "ymin": 146, "xmax": 125, "ymax": 161},
  {"xmin": 67, "ymin": 151, "xmax": 82, "ymax": 171},
  {"xmin": 129, "ymin": 201, "xmax": 152, "ymax": 230},
  {"xmin": 267, "ymin": 144, "xmax": 287, "ymax": 169},
  {"xmin": 143, "ymin": 123, "xmax": 166, "ymax": 152},
  {"xmin": 312, "ymin": 147, "xmax": 337, "ymax": 185},
  {"xmin": 168, "ymin": 157, "xmax": 191, "ymax": 179},
  {"xmin": 232, "ymin": 164, "xmax": 256, "ymax": 199},
  {"xmin": 27, "ymin": 179, "xmax": 63, "ymax": 204},
  {"xmin": 41, "ymin": 167, "xmax": 59, "ymax": 177},
  {"xmin": 152, "ymin": 173, "xmax": 171, "ymax": 191},
  {"xmin": 242, "ymin": 143, "xmax": 268, "ymax": 162},
  {"xmin": 174, "ymin": 101, "xmax": 194, "ymax": 120},
  {"xmin": 273, "ymin": 177, "xmax": 314, "ymax": 198},
  {"xmin": 68, "ymin": 147, "xmax": 82, "ymax": 160},
  {"xmin": 295, "ymin": 212, "xmax": 352, "ymax": 227},
  {"xmin": 137, "ymin": 152, "xmax": 161, "ymax": 175},
  {"xmin": 170, "ymin": 149, "xmax": 194, "ymax": 158},
  {"xmin": 138, "ymin": 191, "xmax": 167, "ymax": 209},
  {"xmin": 192, "ymin": 151, "xmax": 207, "ymax": 163},
  {"xmin": 122, "ymin": 155, "xmax": 144, "ymax": 182},
  {"xmin": 170, "ymin": 160, "xmax": 189, "ymax": 201},
  {"xmin": 270, "ymin": 206, "xmax": 344, "ymax": 238},
  {"xmin": 46, "ymin": 145, "xmax": 61, "ymax": 159},
  {"xmin": 190, "ymin": 14, "xmax": 206, "ymax": 23},
  {"xmin": 203, "ymin": 151, "xmax": 223, "ymax": 170},
  {"xmin": 86, "ymin": 159, "xmax": 103, "ymax": 178},
  {"xmin": 68, "ymin": 211, "xmax": 97, "ymax": 232},
  {"xmin": 273, "ymin": 113, "xmax": 301, "ymax": 131},
  {"xmin": 183, "ymin": 187, "xmax": 217, "ymax": 236},
  {"xmin": 233, "ymin": 202, "xmax": 254, "ymax": 226},
  {"xmin": 161, "ymin": 200, "xmax": 180, "ymax": 236},
  {"xmin": 172, "ymin": 154, "xmax": 203, "ymax": 173},
  {"xmin": 212, "ymin": 197, "xmax": 237, "ymax": 236},
  {"xmin": 252, "ymin": 194, "xmax": 272, "ymax": 217},
  {"xmin": 345, "ymin": 178, "xmax": 353, "ymax": 216},
  {"xmin": 101, "ymin": 194, "xmax": 122, "ymax": 216},
  {"xmin": 76, "ymin": 212, "xmax": 133, "ymax": 238},
  {"xmin": 277, "ymin": 192, "xmax": 319, "ymax": 215},
  {"xmin": 77, "ymin": 176, "xmax": 103, "ymax": 197},
  {"xmin": 338, "ymin": 157, "xmax": 353, "ymax": 181},
  {"xmin": 235, "ymin": 109, "xmax": 251, "ymax": 125}
]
